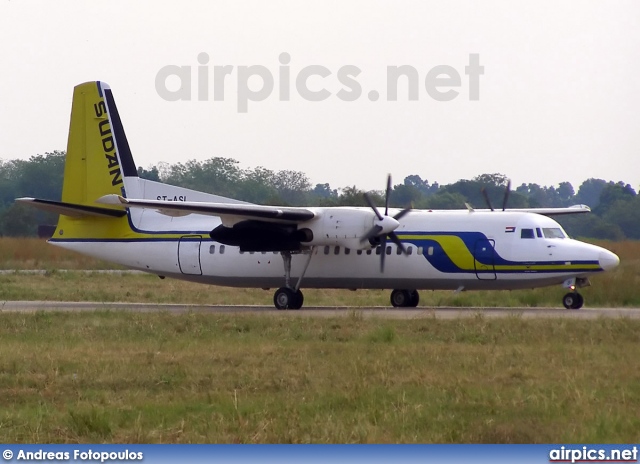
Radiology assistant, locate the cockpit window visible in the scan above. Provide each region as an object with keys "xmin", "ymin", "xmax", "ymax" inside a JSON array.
[
  {"xmin": 543, "ymin": 227, "xmax": 566, "ymax": 239},
  {"xmin": 521, "ymin": 228, "xmax": 535, "ymax": 239}
]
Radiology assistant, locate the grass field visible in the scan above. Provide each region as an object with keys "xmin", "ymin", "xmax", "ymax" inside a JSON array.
[
  {"xmin": 0, "ymin": 238, "xmax": 638, "ymax": 307},
  {"xmin": 0, "ymin": 311, "xmax": 639, "ymax": 443}
]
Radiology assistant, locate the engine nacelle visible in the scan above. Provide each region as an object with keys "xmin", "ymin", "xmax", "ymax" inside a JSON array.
[{"xmin": 298, "ymin": 208, "xmax": 376, "ymax": 250}]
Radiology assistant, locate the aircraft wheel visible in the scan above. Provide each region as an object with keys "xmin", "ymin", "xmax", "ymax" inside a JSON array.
[
  {"xmin": 274, "ymin": 288, "xmax": 304, "ymax": 310},
  {"xmin": 391, "ymin": 289, "xmax": 411, "ymax": 308},
  {"xmin": 274, "ymin": 287, "xmax": 296, "ymax": 310},
  {"xmin": 573, "ymin": 292, "xmax": 584, "ymax": 309},
  {"xmin": 291, "ymin": 290, "xmax": 304, "ymax": 310},
  {"xmin": 562, "ymin": 292, "xmax": 584, "ymax": 310},
  {"xmin": 408, "ymin": 290, "xmax": 420, "ymax": 308}
]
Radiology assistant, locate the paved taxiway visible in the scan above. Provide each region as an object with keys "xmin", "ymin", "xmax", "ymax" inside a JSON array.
[{"xmin": 1, "ymin": 301, "xmax": 639, "ymax": 319}]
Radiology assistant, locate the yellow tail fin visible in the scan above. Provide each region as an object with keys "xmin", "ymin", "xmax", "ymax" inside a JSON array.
[{"xmin": 53, "ymin": 81, "xmax": 139, "ymax": 239}]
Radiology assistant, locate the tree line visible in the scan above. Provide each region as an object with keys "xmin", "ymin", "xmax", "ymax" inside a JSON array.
[{"xmin": 1, "ymin": 151, "xmax": 638, "ymax": 240}]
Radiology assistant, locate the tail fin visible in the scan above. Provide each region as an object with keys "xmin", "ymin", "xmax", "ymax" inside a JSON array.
[
  {"xmin": 21, "ymin": 81, "xmax": 141, "ymax": 240},
  {"xmin": 61, "ymin": 81, "xmax": 138, "ymax": 205}
]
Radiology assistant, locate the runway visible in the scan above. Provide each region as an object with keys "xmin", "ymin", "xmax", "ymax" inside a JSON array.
[{"xmin": 1, "ymin": 301, "xmax": 639, "ymax": 319}]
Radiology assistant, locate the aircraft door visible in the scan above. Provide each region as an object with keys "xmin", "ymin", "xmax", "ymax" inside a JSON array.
[
  {"xmin": 178, "ymin": 235, "xmax": 203, "ymax": 275},
  {"xmin": 474, "ymin": 239, "xmax": 496, "ymax": 280}
]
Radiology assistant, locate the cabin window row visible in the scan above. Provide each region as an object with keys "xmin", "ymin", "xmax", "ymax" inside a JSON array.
[
  {"xmin": 211, "ymin": 245, "xmax": 434, "ymax": 256},
  {"xmin": 321, "ymin": 245, "xmax": 431, "ymax": 256}
]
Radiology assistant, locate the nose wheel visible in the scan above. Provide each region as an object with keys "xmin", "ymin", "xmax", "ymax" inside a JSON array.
[{"xmin": 562, "ymin": 292, "xmax": 584, "ymax": 310}]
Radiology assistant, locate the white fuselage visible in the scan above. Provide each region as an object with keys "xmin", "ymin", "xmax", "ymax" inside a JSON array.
[{"xmin": 51, "ymin": 203, "xmax": 616, "ymax": 292}]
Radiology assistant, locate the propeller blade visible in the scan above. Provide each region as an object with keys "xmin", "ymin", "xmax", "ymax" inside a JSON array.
[
  {"xmin": 501, "ymin": 180, "xmax": 511, "ymax": 211},
  {"xmin": 385, "ymin": 174, "xmax": 392, "ymax": 216},
  {"xmin": 394, "ymin": 207, "xmax": 411, "ymax": 221},
  {"xmin": 481, "ymin": 187, "xmax": 494, "ymax": 211},
  {"xmin": 363, "ymin": 192, "xmax": 384, "ymax": 221},
  {"xmin": 388, "ymin": 232, "xmax": 407, "ymax": 255},
  {"xmin": 379, "ymin": 236, "xmax": 387, "ymax": 273}
]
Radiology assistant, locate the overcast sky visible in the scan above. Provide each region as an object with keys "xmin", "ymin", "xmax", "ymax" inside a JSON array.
[{"xmin": 1, "ymin": 0, "xmax": 638, "ymax": 193}]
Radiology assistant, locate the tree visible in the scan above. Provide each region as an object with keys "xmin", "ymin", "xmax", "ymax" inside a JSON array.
[
  {"xmin": 603, "ymin": 196, "xmax": 640, "ymax": 239},
  {"xmin": 575, "ymin": 178, "xmax": 607, "ymax": 208},
  {"xmin": 390, "ymin": 183, "xmax": 421, "ymax": 207},
  {"xmin": 137, "ymin": 166, "xmax": 160, "ymax": 181},
  {"xmin": 403, "ymin": 175, "xmax": 436, "ymax": 195},
  {"xmin": 557, "ymin": 182, "xmax": 575, "ymax": 204},
  {"xmin": 0, "ymin": 203, "xmax": 38, "ymax": 236},
  {"xmin": 595, "ymin": 182, "xmax": 636, "ymax": 215},
  {"xmin": 424, "ymin": 191, "xmax": 467, "ymax": 209}
]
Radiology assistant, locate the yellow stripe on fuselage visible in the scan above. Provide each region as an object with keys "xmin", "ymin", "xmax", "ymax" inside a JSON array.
[{"xmin": 396, "ymin": 234, "xmax": 601, "ymax": 272}]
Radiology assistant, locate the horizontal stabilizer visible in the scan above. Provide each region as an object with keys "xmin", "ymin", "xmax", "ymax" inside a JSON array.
[
  {"xmin": 96, "ymin": 194, "xmax": 316, "ymax": 224},
  {"xmin": 16, "ymin": 197, "xmax": 127, "ymax": 218}
]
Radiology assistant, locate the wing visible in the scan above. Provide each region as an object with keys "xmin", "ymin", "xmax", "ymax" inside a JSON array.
[
  {"xmin": 464, "ymin": 203, "xmax": 591, "ymax": 216},
  {"xmin": 507, "ymin": 205, "xmax": 591, "ymax": 216},
  {"xmin": 96, "ymin": 194, "xmax": 316, "ymax": 225}
]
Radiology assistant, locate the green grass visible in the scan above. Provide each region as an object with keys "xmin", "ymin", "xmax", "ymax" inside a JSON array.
[
  {"xmin": 0, "ymin": 270, "xmax": 637, "ymax": 307},
  {"xmin": 0, "ymin": 311, "xmax": 638, "ymax": 443}
]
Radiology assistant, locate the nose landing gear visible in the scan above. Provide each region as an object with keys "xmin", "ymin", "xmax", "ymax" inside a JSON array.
[{"xmin": 561, "ymin": 277, "xmax": 589, "ymax": 310}]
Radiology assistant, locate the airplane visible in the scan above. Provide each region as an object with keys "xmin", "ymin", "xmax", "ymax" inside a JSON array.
[{"xmin": 17, "ymin": 81, "xmax": 620, "ymax": 310}]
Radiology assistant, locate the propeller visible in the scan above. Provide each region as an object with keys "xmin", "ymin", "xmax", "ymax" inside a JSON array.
[
  {"xmin": 481, "ymin": 179, "xmax": 512, "ymax": 212},
  {"xmin": 361, "ymin": 175, "xmax": 412, "ymax": 272}
]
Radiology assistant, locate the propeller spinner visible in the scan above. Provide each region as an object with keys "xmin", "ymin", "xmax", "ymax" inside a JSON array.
[{"xmin": 360, "ymin": 175, "xmax": 412, "ymax": 272}]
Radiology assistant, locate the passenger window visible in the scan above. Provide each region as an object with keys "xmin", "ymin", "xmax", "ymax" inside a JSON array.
[
  {"xmin": 376, "ymin": 247, "xmax": 382, "ymax": 255},
  {"xmin": 386, "ymin": 246, "xmax": 392, "ymax": 255},
  {"xmin": 521, "ymin": 228, "xmax": 535, "ymax": 239},
  {"xmin": 366, "ymin": 249, "xmax": 372, "ymax": 255},
  {"xmin": 428, "ymin": 246, "xmax": 434, "ymax": 256},
  {"xmin": 220, "ymin": 245, "xmax": 225, "ymax": 254},
  {"xmin": 209, "ymin": 245, "xmax": 215, "ymax": 254},
  {"xmin": 324, "ymin": 246, "xmax": 330, "ymax": 255},
  {"xmin": 334, "ymin": 246, "xmax": 340, "ymax": 255},
  {"xmin": 357, "ymin": 250, "xmax": 362, "ymax": 255},
  {"xmin": 345, "ymin": 248, "xmax": 351, "ymax": 255},
  {"xmin": 417, "ymin": 246, "xmax": 423, "ymax": 255},
  {"xmin": 407, "ymin": 246, "xmax": 413, "ymax": 256},
  {"xmin": 396, "ymin": 246, "xmax": 403, "ymax": 255}
]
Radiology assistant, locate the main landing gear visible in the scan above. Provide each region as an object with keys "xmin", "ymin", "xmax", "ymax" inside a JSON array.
[
  {"xmin": 273, "ymin": 249, "xmax": 315, "ymax": 310},
  {"xmin": 562, "ymin": 292, "xmax": 584, "ymax": 310},
  {"xmin": 274, "ymin": 287, "xmax": 304, "ymax": 310},
  {"xmin": 390, "ymin": 289, "xmax": 420, "ymax": 308}
]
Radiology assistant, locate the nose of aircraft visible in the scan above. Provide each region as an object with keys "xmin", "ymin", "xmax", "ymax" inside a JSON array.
[{"xmin": 599, "ymin": 249, "xmax": 620, "ymax": 271}]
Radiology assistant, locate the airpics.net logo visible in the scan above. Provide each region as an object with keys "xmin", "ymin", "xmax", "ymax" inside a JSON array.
[{"xmin": 155, "ymin": 52, "xmax": 484, "ymax": 113}]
